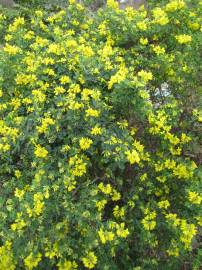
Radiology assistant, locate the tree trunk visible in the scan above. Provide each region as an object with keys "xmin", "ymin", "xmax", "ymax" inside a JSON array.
[
  {"xmin": 0, "ymin": 0, "xmax": 16, "ymax": 8},
  {"xmin": 119, "ymin": 0, "xmax": 147, "ymax": 9}
]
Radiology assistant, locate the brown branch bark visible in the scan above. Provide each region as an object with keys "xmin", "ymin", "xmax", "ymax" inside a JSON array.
[{"xmin": 0, "ymin": 0, "xmax": 16, "ymax": 8}]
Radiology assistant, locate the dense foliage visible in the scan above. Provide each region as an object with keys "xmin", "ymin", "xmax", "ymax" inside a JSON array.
[{"xmin": 0, "ymin": 0, "xmax": 202, "ymax": 269}]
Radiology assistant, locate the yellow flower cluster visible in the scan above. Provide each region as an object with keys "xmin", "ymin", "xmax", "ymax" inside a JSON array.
[
  {"xmin": 158, "ymin": 200, "xmax": 170, "ymax": 209},
  {"xmin": 0, "ymin": 0, "xmax": 200, "ymax": 268},
  {"xmin": 137, "ymin": 21, "xmax": 147, "ymax": 31},
  {"xmin": 33, "ymin": 192, "xmax": 45, "ymax": 216},
  {"xmin": 79, "ymin": 137, "xmax": 93, "ymax": 150},
  {"xmin": 98, "ymin": 228, "xmax": 115, "ymax": 244},
  {"xmin": 3, "ymin": 43, "xmax": 21, "ymax": 55},
  {"xmin": 82, "ymin": 252, "xmax": 97, "ymax": 269},
  {"xmin": 57, "ymin": 260, "xmax": 78, "ymax": 270},
  {"xmin": 113, "ymin": 205, "xmax": 125, "ymax": 218},
  {"xmin": 180, "ymin": 220, "xmax": 197, "ymax": 249},
  {"xmin": 96, "ymin": 199, "xmax": 108, "ymax": 211},
  {"xmin": 166, "ymin": 214, "xmax": 197, "ymax": 249},
  {"xmin": 37, "ymin": 116, "xmax": 55, "ymax": 133},
  {"xmin": 0, "ymin": 242, "xmax": 15, "ymax": 270},
  {"xmin": 69, "ymin": 155, "xmax": 87, "ymax": 177},
  {"xmin": 188, "ymin": 191, "xmax": 202, "ymax": 204},
  {"xmin": 91, "ymin": 125, "xmax": 102, "ymax": 135},
  {"xmin": 34, "ymin": 144, "xmax": 48, "ymax": 158},
  {"xmin": 142, "ymin": 210, "xmax": 157, "ymax": 231},
  {"xmin": 85, "ymin": 108, "xmax": 100, "ymax": 117},
  {"xmin": 167, "ymin": 240, "xmax": 180, "ymax": 257},
  {"xmin": 152, "ymin": 8, "xmax": 169, "ymax": 25},
  {"xmin": 98, "ymin": 182, "xmax": 121, "ymax": 201},
  {"xmin": 107, "ymin": 0, "xmax": 119, "ymax": 9},
  {"xmin": 116, "ymin": 222, "xmax": 129, "ymax": 238},
  {"xmin": 138, "ymin": 70, "xmax": 153, "ymax": 82},
  {"xmin": 165, "ymin": 0, "xmax": 185, "ymax": 12},
  {"xmin": 175, "ymin": 34, "xmax": 192, "ymax": 44},
  {"xmin": 11, "ymin": 212, "xmax": 27, "ymax": 231},
  {"xmin": 152, "ymin": 45, "xmax": 166, "ymax": 55},
  {"xmin": 24, "ymin": 252, "xmax": 42, "ymax": 270},
  {"xmin": 8, "ymin": 17, "xmax": 25, "ymax": 32},
  {"xmin": 108, "ymin": 64, "xmax": 128, "ymax": 89},
  {"xmin": 125, "ymin": 149, "xmax": 140, "ymax": 164}
]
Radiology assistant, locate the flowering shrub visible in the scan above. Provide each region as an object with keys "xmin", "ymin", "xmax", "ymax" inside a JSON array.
[{"xmin": 0, "ymin": 0, "xmax": 202, "ymax": 269}]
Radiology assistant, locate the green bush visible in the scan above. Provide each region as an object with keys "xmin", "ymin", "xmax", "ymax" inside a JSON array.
[{"xmin": 0, "ymin": 0, "xmax": 201, "ymax": 269}]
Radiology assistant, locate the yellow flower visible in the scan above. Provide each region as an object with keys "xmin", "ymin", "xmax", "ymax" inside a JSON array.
[
  {"xmin": 34, "ymin": 144, "xmax": 48, "ymax": 158},
  {"xmin": 54, "ymin": 86, "xmax": 65, "ymax": 95},
  {"xmin": 137, "ymin": 21, "xmax": 147, "ymax": 31},
  {"xmin": 79, "ymin": 137, "xmax": 93, "ymax": 150},
  {"xmin": 32, "ymin": 90, "xmax": 46, "ymax": 103},
  {"xmin": 165, "ymin": 133, "xmax": 180, "ymax": 145},
  {"xmin": 24, "ymin": 253, "xmax": 42, "ymax": 270},
  {"xmin": 0, "ymin": 241, "xmax": 15, "ymax": 270},
  {"xmin": 98, "ymin": 228, "xmax": 115, "ymax": 244},
  {"xmin": 139, "ymin": 37, "xmax": 148, "ymax": 45},
  {"xmin": 142, "ymin": 219, "xmax": 156, "ymax": 231},
  {"xmin": 82, "ymin": 252, "xmax": 97, "ymax": 269},
  {"xmin": 175, "ymin": 34, "xmax": 192, "ymax": 44},
  {"xmin": 85, "ymin": 108, "xmax": 100, "ymax": 117},
  {"xmin": 188, "ymin": 191, "xmax": 202, "ymax": 204},
  {"xmin": 35, "ymin": 10, "xmax": 43, "ymax": 17},
  {"xmin": 98, "ymin": 183, "xmax": 112, "ymax": 195},
  {"xmin": 37, "ymin": 117, "xmax": 55, "ymax": 134},
  {"xmin": 180, "ymin": 220, "xmax": 197, "ymax": 249},
  {"xmin": 69, "ymin": 155, "xmax": 87, "ymax": 177},
  {"xmin": 142, "ymin": 210, "xmax": 157, "ymax": 231},
  {"xmin": 0, "ymin": 14, "xmax": 6, "ymax": 22},
  {"xmin": 57, "ymin": 260, "xmax": 78, "ymax": 270},
  {"xmin": 107, "ymin": 0, "xmax": 119, "ymax": 9},
  {"xmin": 152, "ymin": 45, "xmax": 165, "ymax": 55},
  {"xmin": 166, "ymin": 213, "xmax": 180, "ymax": 227},
  {"xmin": 138, "ymin": 70, "xmax": 153, "ymax": 82},
  {"xmin": 113, "ymin": 205, "xmax": 125, "ymax": 218},
  {"xmin": 108, "ymin": 65, "xmax": 128, "ymax": 89},
  {"xmin": 165, "ymin": 0, "xmax": 185, "ymax": 12},
  {"xmin": 188, "ymin": 22, "xmax": 200, "ymax": 30},
  {"xmin": 158, "ymin": 200, "xmax": 170, "ymax": 209},
  {"xmin": 156, "ymin": 175, "xmax": 167, "ymax": 183},
  {"xmin": 0, "ymin": 142, "xmax": 10, "ymax": 152},
  {"xmin": 180, "ymin": 133, "xmax": 191, "ymax": 144},
  {"xmin": 111, "ymin": 190, "xmax": 121, "ymax": 201},
  {"xmin": 11, "ymin": 219, "xmax": 26, "ymax": 231},
  {"xmin": 4, "ymin": 43, "xmax": 21, "ymax": 55},
  {"xmin": 5, "ymin": 34, "xmax": 12, "ymax": 41},
  {"xmin": 152, "ymin": 8, "xmax": 169, "ymax": 25},
  {"xmin": 47, "ymin": 43, "xmax": 63, "ymax": 55},
  {"xmin": 14, "ymin": 188, "xmax": 25, "ymax": 200},
  {"xmin": 14, "ymin": 170, "xmax": 21, "ymax": 179},
  {"xmin": 125, "ymin": 149, "xmax": 140, "ymax": 164},
  {"xmin": 60, "ymin": 75, "xmax": 71, "ymax": 84},
  {"xmin": 8, "ymin": 17, "xmax": 25, "ymax": 32},
  {"xmin": 167, "ymin": 240, "xmax": 180, "ymax": 257},
  {"xmin": 96, "ymin": 199, "xmax": 107, "ymax": 211},
  {"xmin": 116, "ymin": 223, "xmax": 129, "ymax": 238},
  {"xmin": 36, "ymin": 117, "xmax": 55, "ymax": 133},
  {"xmin": 91, "ymin": 126, "xmax": 102, "ymax": 135},
  {"xmin": 61, "ymin": 144, "xmax": 71, "ymax": 153},
  {"xmin": 140, "ymin": 173, "xmax": 147, "ymax": 182},
  {"xmin": 79, "ymin": 45, "xmax": 94, "ymax": 57},
  {"xmin": 173, "ymin": 163, "xmax": 193, "ymax": 179},
  {"xmin": 15, "ymin": 74, "xmax": 36, "ymax": 85},
  {"xmin": 33, "ymin": 192, "xmax": 44, "ymax": 216}
]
